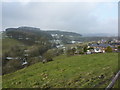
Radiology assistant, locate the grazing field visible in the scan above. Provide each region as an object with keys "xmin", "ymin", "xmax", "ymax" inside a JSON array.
[{"xmin": 3, "ymin": 53, "xmax": 118, "ymax": 88}]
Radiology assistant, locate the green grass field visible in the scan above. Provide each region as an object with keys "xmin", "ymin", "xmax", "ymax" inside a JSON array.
[
  {"xmin": 3, "ymin": 53, "xmax": 118, "ymax": 88},
  {"xmin": 2, "ymin": 38, "xmax": 24, "ymax": 53}
]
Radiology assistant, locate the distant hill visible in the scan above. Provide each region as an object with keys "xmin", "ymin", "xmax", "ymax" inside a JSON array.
[
  {"xmin": 4, "ymin": 27, "xmax": 83, "ymax": 44},
  {"xmin": 3, "ymin": 27, "xmax": 117, "ymax": 44},
  {"xmin": 82, "ymin": 33, "xmax": 118, "ymax": 37},
  {"xmin": 46, "ymin": 30, "xmax": 82, "ymax": 37},
  {"xmin": 46, "ymin": 30, "xmax": 82, "ymax": 43},
  {"xmin": 5, "ymin": 27, "xmax": 53, "ymax": 45},
  {"xmin": 6, "ymin": 26, "xmax": 53, "ymax": 39}
]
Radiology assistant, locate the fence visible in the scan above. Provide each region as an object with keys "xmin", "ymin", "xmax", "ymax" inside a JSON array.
[{"xmin": 105, "ymin": 70, "xmax": 120, "ymax": 90}]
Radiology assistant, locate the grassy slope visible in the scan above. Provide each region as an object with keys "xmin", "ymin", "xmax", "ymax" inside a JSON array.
[
  {"xmin": 3, "ymin": 53, "xmax": 118, "ymax": 88},
  {"xmin": 2, "ymin": 38, "xmax": 24, "ymax": 53}
]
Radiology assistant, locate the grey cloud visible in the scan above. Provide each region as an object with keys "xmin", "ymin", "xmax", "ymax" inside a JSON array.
[{"xmin": 2, "ymin": 2, "xmax": 117, "ymax": 34}]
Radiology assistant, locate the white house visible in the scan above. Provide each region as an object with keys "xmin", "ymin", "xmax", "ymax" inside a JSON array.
[
  {"xmin": 94, "ymin": 48, "xmax": 102, "ymax": 53},
  {"xmin": 6, "ymin": 57, "xmax": 14, "ymax": 60},
  {"xmin": 86, "ymin": 50, "xmax": 92, "ymax": 54},
  {"xmin": 71, "ymin": 41, "xmax": 76, "ymax": 44},
  {"xmin": 22, "ymin": 61, "xmax": 28, "ymax": 65}
]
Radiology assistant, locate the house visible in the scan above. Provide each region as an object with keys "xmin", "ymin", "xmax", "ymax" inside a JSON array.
[
  {"xmin": 6, "ymin": 57, "xmax": 19, "ymax": 60},
  {"xmin": 6, "ymin": 57, "xmax": 14, "ymax": 60},
  {"xmin": 110, "ymin": 43, "xmax": 120, "ymax": 48},
  {"xmin": 26, "ymin": 37, "xmax": 29, "ymax": 40},
  {"xmin": 89, "ymin": 43, "xmax": 113, "ymax": 53},
  {"xmin": 56, "ymin": 44, "xmax": 64, "ymax": 48},
  {"xmin": 22, "ymin": 61, "xmax": 28, "ymax": 65},
  {"xmin": 18, "ymin": 37, "xmax": 23, "ymax": 39},
  {"xmin": 94, "ymin": 48, "xmax": 102, "ymax": 53},
  {"xmin": 90, "ymin": 43, "xmax": 113, "ymax": 48},
  {"xmin": 71, "ymin": 41, "xmax": 76, "ymax": 44},
  {"xmin": 86, "ymin": 50, "xmax": 92, "ymax": 54}
]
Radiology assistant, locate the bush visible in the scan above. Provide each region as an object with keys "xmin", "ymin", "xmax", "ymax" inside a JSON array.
[
  {"xmin": 28, "ymin": 46, "xmax": 40, "ymax": 57},
  {"xmin": 27, "ymin": 57, "xmax": 42, "ymax": 66},
  {"xmin": 105, "ymin": 46, "xmax": 112, "ymax": 52},
  {"xmin": 28, "ymin": 45, "xmax": 49, "ymax": 57},
  {"xmin": 2, "ymin": 60, "xmax": 22, "ymax": 75},
  {"xmin": 43, "ymin": 51, "xmax": 53, "ymax": 62},
  {"xmin": 79, "ymin": 52, "xmax": 84, "ymax": 54},
  {"xmin": 83, "ymin": 46, "xmax": 88, "ymax": 52},
  {"xmin": 66, "ymin": 49, "xmax": 74, "ymax": 56},
  {"xmin": 57, "ymin": 49, "xmax": 64, "ymax": 55},
  {"xmin": 43, "ymin": 48, "xmax": 63, "ymax": 61},
  {"xmin": 9, "ymin": 45, "xmax": 24, "ymax": 57},
  {"xmin": 118, "ymin": 46, "xmax": 120, "ymax": 51},
  {"xmin": 88, "ymin": 47, "xmax": 94, "ymax": 50}
]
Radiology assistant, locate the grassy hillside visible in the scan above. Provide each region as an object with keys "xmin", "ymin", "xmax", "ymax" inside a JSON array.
[
  {"xmin": 2, "ymin": 38, "xmax": 25, "ymax": 53},
  {"xmin": 3, "ymin": 53, "xmax": 118, "ymax": 88}
]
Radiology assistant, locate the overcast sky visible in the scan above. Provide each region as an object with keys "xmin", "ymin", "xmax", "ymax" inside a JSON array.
[{"xmin": 1, "ymin": 0, "xmax": 118, "ymax": 34}]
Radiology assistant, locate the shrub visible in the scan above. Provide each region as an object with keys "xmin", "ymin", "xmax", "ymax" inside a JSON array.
[
  {"xmin": 2, "ymin": 60, "xmax": 22, "ymax": 75},
  {"xmin": 118, "ymin": 46, "xmax": 120, "ymax": 51},
  {"xmin": 27, "ymin": 57, "xmax": 42, "ymax": 66},
  {"xmin": 83, "ymin": 46, "xmax": 88, "ymax": 52},
  {"xmin": 105, "ymin": 46, "xmax": 112, "ymax": 52},
  {"xmin": 10, "ymin": 45, "xmax": 24, "ymax": 57},
  {"xmin": 79, "ymin": 52, "xmax": 84, "ymax": 54},
  {"xmin": 66, "ymin": 49, "xmax": 74, "ymax": 56},
  {"xmin": 43, "ymin": 51, "xmax": 53, "ymax": 62},
  {"xmin": 28, "ymin": 46, "xmax": 40, "ymax": 57}
]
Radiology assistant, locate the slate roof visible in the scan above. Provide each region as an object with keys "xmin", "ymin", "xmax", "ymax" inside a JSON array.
[
  {"xmin": 90, "ymin": 43, "xmax": 113, "ymax": 48},
  {"xmin": 96, "ymin": 48, "xmax": 100, "ymax": 51},
  {"xmin": 110, "ymin": 43, "xmax": 120, "ymax": 46}
]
